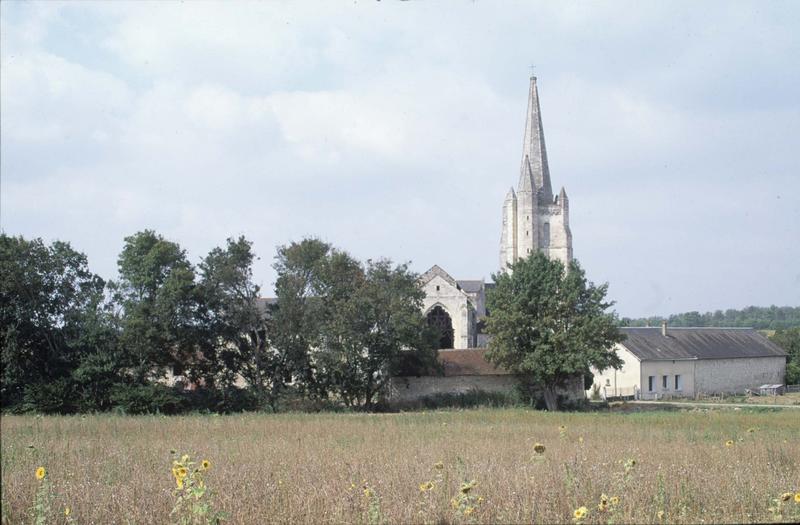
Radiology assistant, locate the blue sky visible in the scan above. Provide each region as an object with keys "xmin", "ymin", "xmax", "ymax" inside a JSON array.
[{"xmin": 1, "ymin": 1, "xmax": 798, "ymax": 318}]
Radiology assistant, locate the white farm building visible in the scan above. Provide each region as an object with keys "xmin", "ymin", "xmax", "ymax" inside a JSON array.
[{"xmin": 591, "ymin": 324, "xmax": 787, "ymax": 400}]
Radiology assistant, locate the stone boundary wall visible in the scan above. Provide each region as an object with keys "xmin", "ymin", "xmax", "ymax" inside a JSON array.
[{"xmin": 387, "ymin": 374, "xmax": 585, "ymax": 404}]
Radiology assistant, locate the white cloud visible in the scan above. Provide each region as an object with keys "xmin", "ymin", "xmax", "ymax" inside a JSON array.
[
  {"xmin": 0, "ymin": 50, "xmax": 132, "ymax": 144},
  {"xmin": 1, "ymin": 0, "xmax": 798, "ymax": 317}
]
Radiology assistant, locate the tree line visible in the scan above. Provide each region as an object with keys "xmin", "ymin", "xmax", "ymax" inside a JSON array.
[
  {"xmin": 1, "ymin": 232, "xmax": 439, "ymax": 414},
  {"xmin": 619, "ymin": 306, "xmax": 800, "ymax": 330}
]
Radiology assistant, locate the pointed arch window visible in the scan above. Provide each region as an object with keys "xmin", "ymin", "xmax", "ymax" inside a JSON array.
[{"xmin": 426, "ymin": 306, "xmax": 454, "ymax": 349}]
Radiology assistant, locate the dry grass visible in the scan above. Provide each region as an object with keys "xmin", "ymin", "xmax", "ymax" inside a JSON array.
[{"xmin": 2, "ymin": 408, "xmax": 799, "ymax": 524}]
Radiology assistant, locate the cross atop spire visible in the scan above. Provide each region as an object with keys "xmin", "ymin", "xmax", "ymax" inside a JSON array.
[{"xmin": 519, "ymin": 76, "xmax": 552, "ymax": 203}]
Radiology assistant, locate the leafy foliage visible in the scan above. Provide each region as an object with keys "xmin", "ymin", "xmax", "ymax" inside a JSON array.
[
  {"xmin": 271, "ymin": 239, "xmax": 438, "ymax": 409},
  {"xmin": 2, "ymin": 232, "xmax": 436, "ymax": 413},
  {"xmin": 197, "ymin": 236, "xmax": 265, "ymax": 392},
  {"xmin": 769, "ymin": 328, "xmax": 800, "ymax": 384},
  {"xmin": 113, "ymin": 230, "xmax": 201, "ymax": 384},
  {"xmin": 485, "ymin": 252, "xmax": 624, "ymax": 410},
  {"xmin": 1, "ymin": 234, "xmax": 114, "ymax": 412}
]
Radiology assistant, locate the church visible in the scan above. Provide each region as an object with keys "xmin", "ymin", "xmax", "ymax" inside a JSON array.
[{"xmin": 419, "ymin": 76, "xmax": 573, "ymax": 351}]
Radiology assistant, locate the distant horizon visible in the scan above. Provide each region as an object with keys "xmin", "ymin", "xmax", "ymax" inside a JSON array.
[{"xmin": 2, "ymin": 1, "xmax": 798, "ymax": 318}]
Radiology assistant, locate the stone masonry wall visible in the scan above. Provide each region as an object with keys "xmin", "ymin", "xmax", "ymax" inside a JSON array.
[
  {"xmin": 694, "ymin": 357, "xmax": 786, "ymax": 394},
  {"xmin": 387, "ymin": 375, "xmax": 585, "ymax": 404}
]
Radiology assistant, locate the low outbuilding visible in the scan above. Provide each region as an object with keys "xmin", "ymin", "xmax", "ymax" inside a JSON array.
[{"xmin": 591, "ymin": 323, "xmax": 787, "ymax": 400}]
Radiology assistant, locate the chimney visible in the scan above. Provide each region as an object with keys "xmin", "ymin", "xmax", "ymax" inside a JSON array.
[{"xmin": 661, "ymin": 320, "xmax": 668, "ymax": 337}]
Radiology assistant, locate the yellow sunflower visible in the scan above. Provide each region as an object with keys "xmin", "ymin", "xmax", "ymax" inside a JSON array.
[
  {"xmin": 573, "ymin": 506, "xmax": 588, "ymax": 520},
  {"xmin": 201, "ymin": 459, "xmax": 211, "ymax": 470},
  {"xmin": 419, "ymin": 481, "xmax": 434, "ymax": 492},
  {"xmin": 35, "ymin": 467, "xmax": 46, "ymax": 480},
  {"xmin": 610, "ymin": 496, "xmax": 620, "ymax": 506},
  {"xmin": 533, "ymin": 443, "xmax": 546, "ymax": 454},
  {"xmin": 780, "ymin": 492, "xmax": 792, "ymax": 502},
  {"xmin": 725, "ymin": 440, "xmax": 734, "ymax": 447},
  {"xmin": 176, "ymin": 467, "xmax": 188, "ymax": 479},
  {"xmin": 794, "ymin": 492, "xmax": 800, "ymax": 503},
  {"xmin": 176, "ymin": 477, "xmax": 184, "ymax": 490}
]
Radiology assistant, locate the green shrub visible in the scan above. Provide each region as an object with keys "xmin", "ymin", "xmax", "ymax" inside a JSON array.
[
  {"xmin": 184, "ymin": 386, "xmax": 260, "ymax": 414},
  {"xmin": 110, "ymin": 384, "xmax": 188, "ymax": 414},
  {"xmin": 22, "ymin": 378, "xmax": 77, "ymax": 414}
]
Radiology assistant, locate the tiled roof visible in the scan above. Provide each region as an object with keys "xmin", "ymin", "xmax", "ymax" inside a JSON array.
[
  {"xmin": 620, "ymin": 327, "xmax": 787, "ymax": 361},
  {"xmin": 438, "ymin": 348, "xmax": 511, "ymax": 376}
]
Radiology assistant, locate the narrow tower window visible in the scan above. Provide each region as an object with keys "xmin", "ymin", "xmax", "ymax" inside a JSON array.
[{"xmin": 542, "ymin": 223, "xmax": 550, "ymax": 248}]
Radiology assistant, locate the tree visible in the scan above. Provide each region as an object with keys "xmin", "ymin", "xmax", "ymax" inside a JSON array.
[
  {"xmin": 770, "ymin": 328, "xmax": 800, "ymax": 384},
  {"xmin": 485, "ymin": 252, "xmax": 624, "ymax": 411},
  {"xmin": 316, "ymin": 259, "xmax": 438, "ymax": 409},
  {"xmin": 0, "ymin": 234, "xmax": 114, "ymax": 412},
  {"xmin": 271, "ymin": 238, "xmax": 437, "ymax": 409},
  {"xmin": 112, "ymin": 230, "xmax": 200, "ymax": 385},
  {"xmin": 269, "ymin": 238, "xmax": 336, "ymax": 403},
  {"xmin": 197, "ymin": 236, "xmax": 266, "ymax": 397}
]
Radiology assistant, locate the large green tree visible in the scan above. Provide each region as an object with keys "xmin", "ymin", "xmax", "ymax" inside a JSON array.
[
  {"xmin": 269, "ymin": 238, "xmax": 336, "ymax": 403},
  {"xmin": 271, "ymin": 239, "xmax": 437, "ymax": 409},
  {"xmin": 0, "ymin": 234, "xmax": 115, "ymax": 412},
  {"xmin": 316, "ymin": 259, "xmax": 438, "ymax": 409},
  {"xmin": 485, "ymin": 252, "xmax": 624, "ymax": 411},
  {"xmin": 112, "ymin": 230, "xmax": 200, "ymax": 385},
  {"xmin": 197, "ymin": 236, "xmax": 266, "ymax": 395}
]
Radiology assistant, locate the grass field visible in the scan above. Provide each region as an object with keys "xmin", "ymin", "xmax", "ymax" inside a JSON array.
[{"xmin": 2, "ymin": 408, "xmax": 799, "ymax": 524}]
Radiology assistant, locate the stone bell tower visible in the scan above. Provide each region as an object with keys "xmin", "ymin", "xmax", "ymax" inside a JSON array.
[{"xmin": 500, "ymin": 77, "xmax": 573, "ymax": 271}]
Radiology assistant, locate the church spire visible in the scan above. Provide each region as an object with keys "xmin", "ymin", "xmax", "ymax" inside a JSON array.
[{"xmin": 520, "ymin": 76, "xmax": 553, "ymax": 203}]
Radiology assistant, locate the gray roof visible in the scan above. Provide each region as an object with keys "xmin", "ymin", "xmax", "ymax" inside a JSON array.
[
  {"xmin": 456, "ymin": 280, "xmax": 484, "ymax": 293},
  {"xmin": 419, "ymin": 265, "xmax": 459, "ymax": 289},
  {"xmin": 620, "ymin": 327, "xmax": 787, "ymax": 361}
]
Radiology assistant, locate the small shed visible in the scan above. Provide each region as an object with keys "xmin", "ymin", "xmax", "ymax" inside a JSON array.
[{"xmin": 758, "ymin": 384, "xmax": 784, "ymax": 396}]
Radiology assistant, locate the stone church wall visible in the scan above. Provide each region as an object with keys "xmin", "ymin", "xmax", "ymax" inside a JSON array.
[{"xmin": 420, "ymin": 274, "xmax": 474, "ymax": 349}]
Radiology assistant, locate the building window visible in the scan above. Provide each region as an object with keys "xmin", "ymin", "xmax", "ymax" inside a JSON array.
[
  {"xmin": 435, "ymin": 285, "xmax": 440, "ymax": 291},
  {"xmin": 426, "ymin": 306, "xmax": 454, "ymax": 349},
  {"xmin": 648, "ymin": 376, "xmax": 654, "ymax": 392},
  {"xmin": 675, "ymin": 375, "xmax": 682, "ymax": 391},
  {"xmin": 542, "ymin": 222, "xmax": 550, "ymax": 248},
  {"xmin": 662, "ymin": 375, "xmax": 668, "ymax": 389}
]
